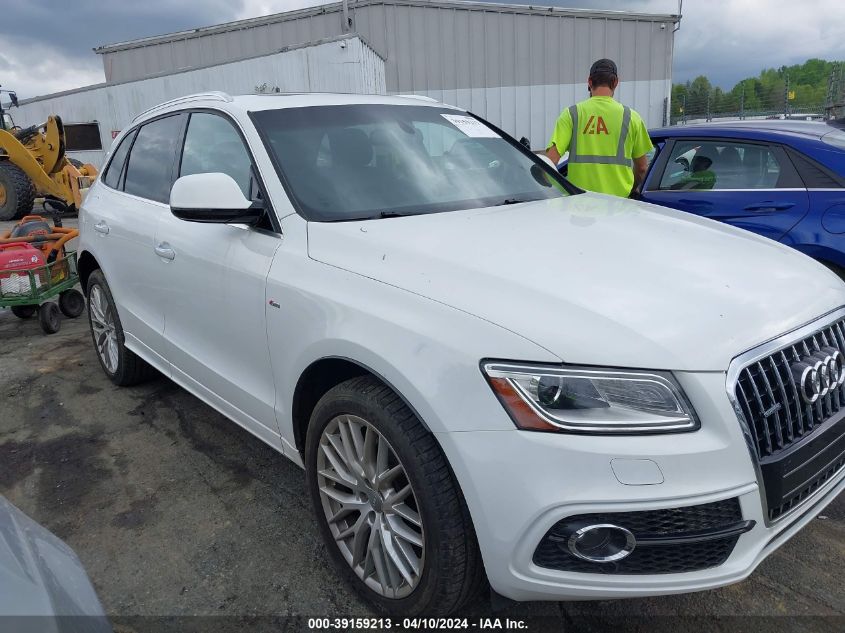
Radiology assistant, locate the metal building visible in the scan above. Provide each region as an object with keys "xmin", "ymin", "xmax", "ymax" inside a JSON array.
[
  {"xmin": 94, "ymin": 0, "xmax": 678, "ymax": 142},
  {"xmin": 9, "ymin": 0, "xmax": 678, "ymax": 165},
  {"xmin": 10, "ymin": 36, "xmax": 384, "ymax": 166}
]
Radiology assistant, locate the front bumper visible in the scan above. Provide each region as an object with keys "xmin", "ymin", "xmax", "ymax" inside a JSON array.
[{"xmin": 435, "ymin": 371, "xmax": 845, "ymax": 601}]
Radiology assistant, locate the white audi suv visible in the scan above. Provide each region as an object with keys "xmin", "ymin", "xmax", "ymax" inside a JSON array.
[{"xmin": 78, "ymin": 92, "xmax": 845, "ymax": 615}]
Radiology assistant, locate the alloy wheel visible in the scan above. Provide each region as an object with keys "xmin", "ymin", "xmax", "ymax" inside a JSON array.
[
  {"xmin": 316, "ymin": 414, "xmax": 425, "ymax": 598},
  {"xmin": 89, "ymin": 284, "xmax": 118, "ymax": 373}
]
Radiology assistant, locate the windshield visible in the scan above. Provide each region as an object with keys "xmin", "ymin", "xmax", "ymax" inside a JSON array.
[
  {"xmin": 251, "ymin": 104, "xmax": 570, "ymax": 221},
  {"xmin": 1, "ymin": 113, "xmax": 12, "ymax": 131}
]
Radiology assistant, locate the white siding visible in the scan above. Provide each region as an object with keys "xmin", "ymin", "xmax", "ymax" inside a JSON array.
[
  {"xmin": 13, "ymin": 36, "xmax": 385, "ymax": 166},
  {"xmin": 91, "ymin": 1, "xmax": 676, "ymax": 140}
]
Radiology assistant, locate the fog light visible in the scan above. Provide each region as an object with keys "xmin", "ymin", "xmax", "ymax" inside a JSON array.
[{"xmin": 566, "ymin": 524, "xmax": 636, "ymax": 562}]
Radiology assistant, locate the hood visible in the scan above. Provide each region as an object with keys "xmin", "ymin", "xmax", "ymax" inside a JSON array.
[{"xmin": 307, "ymin": 194, "xmax": 845, "ymax": 371}]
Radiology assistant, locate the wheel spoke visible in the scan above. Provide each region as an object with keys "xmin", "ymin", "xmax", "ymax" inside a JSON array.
[
  {"xmin": 320, "ymin": 441, "xmax": 357, "ymax": 485},
  {"xmin": 350, "ymin": 513, "xmax": 372, "ymax": 569},
  {"xmin": 391, "ymin": 503, "xmax": 422, "ymax": 528},
  {"xmin": 107, "ymin": 337, "xmax": 118, "ymax": 371},
  {"xmin": 386, "ymin": 514, "xmax": 423, "ymax": 548},
  {"xmin": 380, "ymin": 519, "xmax": 415, "ymax": 587},
  {"xmin": 362, "ymin": 425, "xmax": 377, "ymax": 480},
  {"xmin": 318, "ymin": 467, "xmax": 355, "ymax": 488},
  {"xmin": 327, "ymin": 504, "xmax": 358, "ymax": 526},
  {"xmin": 385, "ymin": 483, "xmax": 412, "ymax": 506},
  {"xmin": 319, "ymin": 484, "xmax": 358, "ymax": 505},
  {"xmin": 375, "ymin": 434, "xmax": 389, "ymax": 480},
  {"xmin": 375, "ymin": 464, "xmax": 403, "ymax": 489},
  {"xmin": 337, "ymin": 419, "xmax": 364, "ymax": 477}
]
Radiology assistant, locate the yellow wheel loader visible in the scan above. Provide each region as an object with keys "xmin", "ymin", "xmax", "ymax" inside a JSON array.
[{"xmin": 0, "ymin": 93, "xmax": 98, "ymax": 221}]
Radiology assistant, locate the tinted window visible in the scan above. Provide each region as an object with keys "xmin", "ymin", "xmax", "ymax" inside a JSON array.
[
  {"xmin": 124, "ymin": 115, "xmax": 185, "ymax": 203},
  {"xmin": 64, "ymin": 123, "xmax": 103, "ymax": 151},
  {"xmin": 659, "ymin": 140, "xmax": 784, "ymax": 190},
  {"xmin": 180, "ymin": 113, "xmax": 253, "ymax": 197},
  {"xmin": 102, "ymin": 130, "xmax": 135, "ymax": 190},
  {"xmin": 251, "ymin": 104, "xmax": 569, "ymax": 222}
]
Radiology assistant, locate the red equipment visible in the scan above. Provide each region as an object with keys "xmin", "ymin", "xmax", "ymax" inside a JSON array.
[{"xmin": 0, "ymin": 242, "xmax": 47, "ymax": 295}]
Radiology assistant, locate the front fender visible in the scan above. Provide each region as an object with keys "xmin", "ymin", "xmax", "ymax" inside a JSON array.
[{"xmin": 265, "ymin": 249, "xmax": 559, "ymax": 446}]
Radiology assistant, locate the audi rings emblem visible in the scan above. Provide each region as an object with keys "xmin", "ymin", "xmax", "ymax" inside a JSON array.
[{"xmin": 790, "ymin": 348, "xmax": 845, "ymax": 404}]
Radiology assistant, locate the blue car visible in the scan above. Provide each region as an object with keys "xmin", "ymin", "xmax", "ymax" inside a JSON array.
[{"xmin": 640, "ymin": 120, "xmax": 845, "ymax": 279}]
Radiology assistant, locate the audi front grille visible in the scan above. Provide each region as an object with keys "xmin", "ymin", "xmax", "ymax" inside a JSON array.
[{"xmin": 731, "ymin": 313, "xmax": 845, "ymax": 522}]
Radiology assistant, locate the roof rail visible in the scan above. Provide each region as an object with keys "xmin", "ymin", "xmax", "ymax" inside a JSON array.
[
  {"xmin": 402, "ymin": 94, "xmax": 439, "ymax": 103},
  {"xmin": 132, "ymin": 91, "xmax": 233, "ymax": 122}
]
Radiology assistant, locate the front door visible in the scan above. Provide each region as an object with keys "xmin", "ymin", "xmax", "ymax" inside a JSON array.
[
  {"xmin": 156, "ymin": 111, "xmax": 281, "ymax": 443},
  {"xmin": 641, "ymin": 138, "xmax": 810, "ymax": 241}
]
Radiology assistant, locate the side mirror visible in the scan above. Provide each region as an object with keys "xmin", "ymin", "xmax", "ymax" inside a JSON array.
[{"xmin": 170, "ymin": 173, "xmax": 263, "ymax": 224}]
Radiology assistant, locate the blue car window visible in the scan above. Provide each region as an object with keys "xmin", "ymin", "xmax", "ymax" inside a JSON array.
[{"xmin": 659, "ymin": 141, "xmax": 784, "ymax": 191}]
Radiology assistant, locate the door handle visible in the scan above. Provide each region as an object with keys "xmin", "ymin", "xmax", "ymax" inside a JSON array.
[
  {"xmin": 93, "ymin": 221, "xmax": 110, "ymax": 235},
  {"xmin": 744, "ymin": 202, "xmax": 796, "ymax": 211},
  {"xmin": 154, "ymin": 242, "xmax": 176, "ymax": 260}
]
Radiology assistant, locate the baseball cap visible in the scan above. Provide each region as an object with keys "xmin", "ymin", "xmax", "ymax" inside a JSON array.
[{"xmin": 589, "ymin": 58, "xmax": 618, "ymax": 78}]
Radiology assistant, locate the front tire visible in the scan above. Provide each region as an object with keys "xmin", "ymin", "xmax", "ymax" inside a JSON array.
[
  {"xmin": 305, "ymin": 376, "xmax": 484, "ymax": 616},
  {"xmin": 86, "ymin": 270, "xmax": 156, "ymax": 386}
]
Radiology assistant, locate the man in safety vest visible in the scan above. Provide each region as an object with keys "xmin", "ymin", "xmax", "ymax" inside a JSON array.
[{"xmin": 546, "ymin": 59, "xmax": 653, "ymax": 197}]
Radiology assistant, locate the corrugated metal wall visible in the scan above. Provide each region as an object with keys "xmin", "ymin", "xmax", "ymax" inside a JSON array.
[
  {"xmin": 13, "ymin": 36, "xmax": 385, "ymax": 166},
  {"xmin": 95, "ymin": 1, "xmax": 676, "ymax": 141}
]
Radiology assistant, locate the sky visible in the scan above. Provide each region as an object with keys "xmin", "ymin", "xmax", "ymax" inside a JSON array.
[{"xmin": 1, "ymin": 0, "xmax": 844, "ymax": 100}]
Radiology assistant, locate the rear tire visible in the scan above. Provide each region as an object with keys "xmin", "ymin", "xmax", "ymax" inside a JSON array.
[
  {"xmin": 11, "ymin": 305, "xmax": 37, "ymax": 319},
  {"xmin": 59, "ymin": 288, "xmax": 85, "ymax": 318},
  {"xmin": 86, "ymin": 270, "xmax": 157, "ymax": 386},
  {"xmin": 0, "ymin": 162, "xmax": 36, "ymax": 221},
  {"xmin": 305, "ymin": 376, "xmax": 484, "ymax": 616},
  {"xmin": 38, "ymin": 302, "xmax": 61, "ymax": 334}
]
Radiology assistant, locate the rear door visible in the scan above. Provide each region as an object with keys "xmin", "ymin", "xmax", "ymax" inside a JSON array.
[
  {"xmin": 82, "ymin": 113, "xmax": 186, "ymax": 369},
  {"xmin": 641, "ymin": 138, "xmax": 810, "ymax": 241}
]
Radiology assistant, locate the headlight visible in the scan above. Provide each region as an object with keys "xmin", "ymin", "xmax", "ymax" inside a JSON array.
[{"xmin": 481, "ymin": 362, "xmax": 699, "ymax": 434}]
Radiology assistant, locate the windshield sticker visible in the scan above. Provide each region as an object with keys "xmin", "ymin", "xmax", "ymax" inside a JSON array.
[{"xmin": 440, "ymin": 114, "xmax": 500, "ymax": 138}]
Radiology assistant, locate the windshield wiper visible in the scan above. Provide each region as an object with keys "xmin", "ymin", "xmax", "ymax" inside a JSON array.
[
  {"xmin": 495, "ymin": 197, "xmax": 533, "ymax": 206},
  {"xmin": 379, "ymin": 210, "xmax": 422, "ymax": 218}
]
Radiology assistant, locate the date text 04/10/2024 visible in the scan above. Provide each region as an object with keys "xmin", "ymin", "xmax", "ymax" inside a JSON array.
[{"xmin": 307, "ymin": 618, "xmax": 528, "ymax": 630}]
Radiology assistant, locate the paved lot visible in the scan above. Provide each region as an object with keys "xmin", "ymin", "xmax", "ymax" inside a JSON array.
[{"xmin": 0, "ymin": 216, "xmax": 843, "ymax": 632}]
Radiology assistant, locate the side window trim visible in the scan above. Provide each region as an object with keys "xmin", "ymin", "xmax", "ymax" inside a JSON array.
[
  {"xmin": 117, "ymin": 129, "xmax": 139, "ymax": 191},
  {"xmin": 768, "ymin": 144, "xmax": 804, "ymax": 189},
  {"xmin": 643, "ymin": 138, "xmax": 675, "ymax": 192},
  {"xmin": 177, "ymin": 107, "xmax": 279, "ymax": 233},
  {"xmin": 101, "ymin": 128, "xmax": 137, "ymax": 192}
]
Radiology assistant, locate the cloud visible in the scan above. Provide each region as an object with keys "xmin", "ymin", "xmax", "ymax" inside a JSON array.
[{"xmin": 672, "ymin": 0, "xmax": 845, "ymax": 87}]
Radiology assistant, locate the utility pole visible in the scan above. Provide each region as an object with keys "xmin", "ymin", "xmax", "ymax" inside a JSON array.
[
  {"xmin": 784, "ymin": 73, "xmax": 790, "ymax": 118},
  {"xmin": 739, "ymin": 85, "xmax": 745, "ymax": 120},
  {"xmin": 706, "ymin": 91, "xmax": 711, "ymax": 122},
  {"xmin": 826, "ymin": 63, "xmax": 842, "ymax": 120},
  {"xmin": 682, "ymin": 94, "xmax": 686, "ymax": 125}
]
